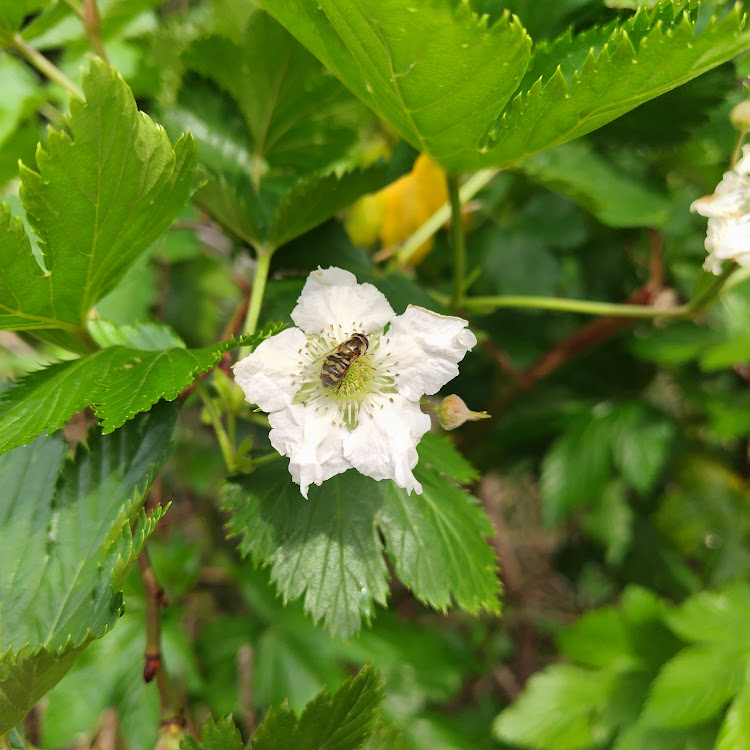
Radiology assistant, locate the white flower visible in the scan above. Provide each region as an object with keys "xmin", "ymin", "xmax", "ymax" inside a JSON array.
[
  {"xmin": 233, "ymin": 267, "xmax": 477, "ymax": 498},
  {"xmin": 691, "ymin": 145, "xmax": 750, "ymax": 274}
]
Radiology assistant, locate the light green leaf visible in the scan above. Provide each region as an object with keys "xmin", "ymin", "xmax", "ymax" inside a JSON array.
[
  {"xmin": 222, "ymin": 435, "xmax": 498, "ymax": 638},
  {"xmin": 263, "ymin": 1, "xmax": 750, "ymax": 171},
  {"xmin": 716, "ymin": 680, "xmax": 750, "ymax": 750},
  {"xmin": 519, "ymin": 140, "xmax": 671, "ymax": 228},
  {"xmin": 557, "ymin": 606, "xmax": 632, "ymax": 670},
  {"xmin": 583, "ymin": 479, "xmax": 634, "ymax": 565},
  {"xmin": 0, "ymin": 327, "xmax": 282, "ymax": 455},
  {"xmin": 640, "ymin": 645, "xmax": 747, "ymax": 729},
  {"xmin": 87, "ymin": 319, "xmax": 185, "ymax": 350},
  {"xmin": 665, "ymin": 583, "xmax": 750, "ymax": 645},
  {"xmin": 0, "ymin": 58, "xmax": 195, "ymax": 346},
  {"xmin": 493, "ymin": 664, "xmax": 615, "ymax": 750},
  {"xmin": 613, "ymin": 721, "xmax": 718, "ymax": 750},
  {"xmin": 181, "ymin": 717, "xmax": 244, "ymax": 750},
  {"xmin": 251, "ymin": 664, "xmax": 383, "ymax": 750},
  {"xmin": 0, "ymin": 404, "xmax": 176, "ymax": 733},
  {"xmin": 262, "ymin": 0, "xmax": 531, "ymax": 172}
]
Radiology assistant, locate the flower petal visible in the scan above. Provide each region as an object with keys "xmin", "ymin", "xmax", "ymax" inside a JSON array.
[
  {"xmin": 703, "ymin": 214, "xmax": 750, "ymax": 274},
  {"xmin": 343, "ymin": 395, "xmax": 429, "ymax": 494},
  {"xmin": 691, "ymin": 172, "xmax": 750, "ymax": 218},
  {"xmin": 385, "ymin": 305, "xmax": 477, "ymax": 400},
  {"xmin": 233, "ymin": 327, "xmax": 307, "ymax": 412},
  {"xmin": 291, "ymin": 267, "xmax": 395, "ymax": 337},
  {"xmin": 268, "ymin": 401, "xmax": 349, "ymax": 498}
]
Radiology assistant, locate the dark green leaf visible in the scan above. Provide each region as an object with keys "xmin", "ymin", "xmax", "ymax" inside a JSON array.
[
  {"xmin": 519, "ymin": 140, "xmax": 671, "ymax": 228},
  {"xmin": 251, "ymin": 664, "xmax": 383, "ymax": 750},
  {"xmin": 223, "ymin": 435, "xmax": 498, "ymax": 638},
  {"xmin": 0, "ymin": 405, "xmax": 176, "ymax": 733},
  {"xmin": 181, "ymin": 716, "xmax": 244, "ymax": 750}
]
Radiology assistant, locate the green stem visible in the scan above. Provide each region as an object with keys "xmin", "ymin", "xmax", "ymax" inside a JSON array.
[
  {"xmin": 11, "ymin": 34, "xmax": 84, "ymax": 101},
  {"xmin": 239, "ymin": 248, "xmax": 272, "ymax": 358},
  {"xmin": 194, "ymin": 378, "xmax": 236, "ymax": 472},
  {"xmin": 448, "ymin": 174, "xmax": 466, "ymax": 310},
  {"xmin": 394, "ymin": 168, "xmax": 498, "ymax": 267},
  {"xmin": 462, "ymin": 265, "xmax": 740, "ymax": 319},
  {"xmin": 730, "ymin": 126, "xmax": 748, "ymax": 169}
]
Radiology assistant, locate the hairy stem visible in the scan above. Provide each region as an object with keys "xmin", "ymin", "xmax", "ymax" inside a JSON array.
[
  {"xmin": 239, "ymin": 248, "xmax": 272, "ymax": 358},
  {"xmin": 448, "ymin": 174, "xmax": 466, "ymax": 310},
  {"xmin": 83, "ymin": 0, "xmax": 108, "ymax": 61},
  {"xmin": 138, "ymin": 548, "xmax": 175, "ymax": 720},
  {"xmin": 194, "ymin": 377, "xmax": 236, "ymax": 472},
  {"xmin": 394, "ymin": 168, "xmax": 497, "ymax": 267},
  {"xmin": 11, "ymin": 34, "xmax": 84, "ymax": 100}
]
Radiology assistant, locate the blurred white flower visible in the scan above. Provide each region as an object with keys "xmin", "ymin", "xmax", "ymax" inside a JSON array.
[
  {"xmin": 234, "ymin": 267, "xmax": 477, "ymax": 497},
  {"xmin": 691, "ymin": 145, "xmax": 750, "ymax": 274}
]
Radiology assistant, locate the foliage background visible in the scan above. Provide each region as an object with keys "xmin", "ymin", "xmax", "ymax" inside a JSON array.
[{"xmin": 2, "ymin": 0, "xmax": 750, "ymax": 748}]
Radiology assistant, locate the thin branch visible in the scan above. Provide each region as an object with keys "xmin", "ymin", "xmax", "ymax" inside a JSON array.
[
  {"xmin": 10, "ymin": 34, "xmax": 84, "ymax": 100},
  {"xmin": 237, "ymin": 644, "xmax": 257, "ymax": 736},
  {"xmin": 448, "ymin": 174, "xmax": 466, "ymax": 310},
  {"xmin": 137, "ymin": 548, "xmax": 175, "ymax": 720}
]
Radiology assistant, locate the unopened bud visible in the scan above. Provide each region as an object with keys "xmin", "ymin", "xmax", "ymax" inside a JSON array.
[
  {"xmin": 437, "ymin": 394, "xmax": 490, "ymax": 430},
  {"xmin": 730, "ymin": 100, "xmax": 750, "ymax": 131}
]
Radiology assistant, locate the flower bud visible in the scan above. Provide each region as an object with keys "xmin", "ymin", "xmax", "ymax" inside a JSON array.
[
  {"xmin": 730, "ymin": 100, "xmax": 750, "ymax": 131},
  {"xmin": 437, "ymin": 394, "xmax": 490, "ymax": 430}
]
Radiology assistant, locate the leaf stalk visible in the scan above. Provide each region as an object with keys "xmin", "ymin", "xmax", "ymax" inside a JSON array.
[
  {"xmin": 239, "ymin": 247, "xmax": 272, "ymax": 359},
  {"xmin": 194, "ymin": 377, "xmax": 236, "ymax": 472}
]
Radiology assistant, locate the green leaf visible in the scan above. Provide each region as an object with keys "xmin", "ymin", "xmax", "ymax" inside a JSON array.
[
  {"xmin": 181, "ymin": 716, "xmax": 244, "ymax": 750},
  {"xmin": 716, "ymin": 680, "xmax": 750, "ymax": 750},
  {"xmin": 263, "ymin": 1, "xmax": 750, "ymax": 171},
  {"xmin": 519, "ymin": 139, "xmax": 671, "ymax": 228},
  {"xmin": 613, "ymin": 721, "xmax": 718, "ymax": 750},
  {"xmin": 640, "ymin": 645, "xmax": 747, "ymax": 729},
  {"xmin": 251, "ymin": 664, "xmax": 383, "ymax": 750},
  {"xmin": 583, "ymin": 479, "xmax": 634, "ymax": 565},
  {"xmin": 540, "ymin": 410, "xmax": 614, "ymax": 524},
  {"xmin": 665, "ymin": 583, "xmax": 750, "ymax": 645},
  {"xmin": 222, "ymin": 435, "xmax": 498, "ymax": 638},
  {"xmin": 163, "ymin": 12, "xmax": 410, "ymax": 251},
  {"xmin": 0, "ymin": 326, "xmax": 282, "ymax": 455},
  {"xmin": 610, "ymin": 404, "xmax": 675, "ymax": 494},
  {"xmin": 0, "ymin": 404, "xmax": 176, "ymax": 733},
  {"xmin": 0, "ymin": 58, "xmax": 196, "ymax": 346},
  {"xmin": 493, "ymin": 664, "xmax": 616, "ymax": 750},
  {"xmin": 262, "ymin": 0, "xmax": 532, "ymax": 172},
  {"xmin": 557, "ymin": 606, "xmax": 632, "ymax": 670}
]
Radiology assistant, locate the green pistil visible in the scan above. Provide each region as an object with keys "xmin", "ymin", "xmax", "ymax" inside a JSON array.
[{"xmin": 333, "ymin": 359, "xmax": 373, "ymax": 397}]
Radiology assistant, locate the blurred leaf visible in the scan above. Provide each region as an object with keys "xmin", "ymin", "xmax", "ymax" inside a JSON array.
[
  {"xmin": 250, "ymin": 664, "xmax": 383, "ymax": 750},
  {"xmin": 182, "ymin": 717, "xmax": 244, "ymax": 750},
  {"xmin": 0, "ymin": 53, "xmax": 41, "ymax": 146},
  {"xmin": 610, "ymin": 403, "xmax": 674, "ymax": 494},
  {"xmin": 540, "ymin": 409, "xmax": 614, "ymax": 524},
  {"xmin": 716, "ymin": 681, "xmax": 750, "ymax": 750},
  {"xmin": 264, "ymin": 1, "xmax": 750, "ymax": 171},
  {"xmin": 613, "ymin": 721, "xmax": 719, "ymax": 750},
  {"xmin": 493, "ymin": 664, "xmax": 615, "ymax": 750},
  {"xmin": 0, "ymin": 405, "xmax": 176, "ymax": 733},
  {"xmin": 0, "ymin": 327, "xmax": 281, "ymax": 454},
  {"xmin": 640, "ymin": 644, "xmax": 746, "ymax": 729},
  {"xmin": 519, "ymin": 139, "xmax": 671, "ymax": 228},
  {"xmin": 584, "ymin": 479, "xmax": 634, "ymax": 565},
  {"xmin": 223, "ymin": 435, "xmax": 498, "ymax": 638}
]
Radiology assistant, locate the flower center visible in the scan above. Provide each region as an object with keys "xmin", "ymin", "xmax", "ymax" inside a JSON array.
[{"xmin": 291, "ymin": 327, "xmax": 397, "ymax": 430}]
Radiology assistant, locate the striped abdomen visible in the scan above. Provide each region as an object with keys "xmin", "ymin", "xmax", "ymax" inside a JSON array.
[{"xmin": 320, "ymin": 333, "xmax": 369, "ymax": 388}]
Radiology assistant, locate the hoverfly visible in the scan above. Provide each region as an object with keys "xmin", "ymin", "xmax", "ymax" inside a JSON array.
[{"xmin": 320, "ymin": 333, "xmax": 369, "ymax": 388}]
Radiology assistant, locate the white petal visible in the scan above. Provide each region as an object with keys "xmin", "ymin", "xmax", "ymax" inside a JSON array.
[
  {"xmin": 735, "ymin": 145, "xmax": 750, "ymax": 175},
  {"xmin": 691, "ymin": 173, "xmax": 750, "ymax": 218},
  {"xmin": 291, "ymin": 267, "xmax": 395, "ymax": 336},
  {"xmin": 385, "ymin": 305, "xmax": 477, "ymax": 400},
  {"xmin": 343, "ymin": 395, "xmax": 430, "ymax": 494},
  {"xmin": 268, "ymin": 402, "xmax": 349, "ymax": 498},
  {"xmin": 233, "ymin": 327, "xmax": 307, "ymax": 412}
]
